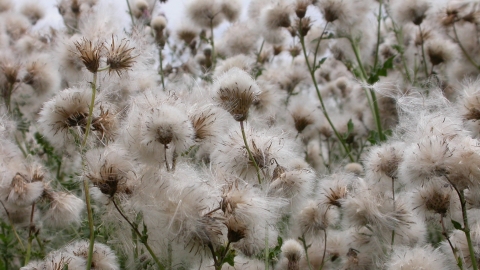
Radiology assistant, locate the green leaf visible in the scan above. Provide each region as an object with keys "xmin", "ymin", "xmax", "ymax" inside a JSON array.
[
  {"xmin": 367, "ymin": 55, "xmax": 396, "ymax": 84},
  {"xmin": 224, "ymin": 249, "xmax": 236, "ymax": 266},
  {"xmin": 451, "ymin": 219, "xmax": 463, "ymax": 230}
]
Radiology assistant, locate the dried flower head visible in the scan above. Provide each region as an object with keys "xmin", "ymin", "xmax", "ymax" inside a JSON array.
[
  {"xmin": 105, "ymin": 37, "xmax": 137, "ymax": 76},
  {"xmin": 390, "ymin": 0, "xmax": 431, "ymax": 25},
  {"xmin": 85, "ymin": 148, "xmax": 134, "ymax": 197},
  {"xmin": 215, "ymin": 67, "xmax": 260, "ymax": 121},
  {"xmin": 291, "ymin": 107, "xmax": 314, "ymax": 134},
  {"xmin": 418, "ymin": 182, "xmax": 452, "ymax": 216},
  {"xmin": 295, "ymin": 0, "xmax": 309, "ymax": 18},
  {"xmin": 426, "ymin": 39, "xmax": 457, "ymax": 67},
  {"xmin": 73, "ymin": 38, "xmax": 102, "ymax": 73},
  {"xmin": 281, "ymin": 239, "xmax": 303, "ymax": 270},
  {"xmin": 0, "ymin": 57, "xmax": 20, "ymax": 85},
  {"xmin": 43, "ymin": 190, "xmax": 84, "ymax": 227},
  {"xmin": 295, "ymin": 17, "xmax": 312, "ymax": 36},
  {"xmin": 317, "ymin": 0, "xmax": 345, "ymax": 23}
]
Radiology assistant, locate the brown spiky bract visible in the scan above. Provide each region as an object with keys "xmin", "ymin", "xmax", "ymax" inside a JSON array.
[
  {"xmin": 74, "ymin": 38, "xmax": 102, "ymax": 73},
  {"xmin": 218, "ymin": 84, "xmax": 256, "ymax": 122},
  {"xmin": 106, "ymin": 37, "xmax": 137, "ymax": 76}
]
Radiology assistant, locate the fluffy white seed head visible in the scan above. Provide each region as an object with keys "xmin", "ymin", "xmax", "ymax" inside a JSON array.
[
  {"xmin": 214, "ymin": 67, "xmax": 260, "ymax": 122},
  {"xmin": 186, "ymin": 0, "xmax": 224, "ymax": 28},
  {"xmin": 43, "ymin": 190, "xmax": 84, "ymax": 228},
  {"xmin": 385, "ymin": 245, "xmax": 449, "ymax": 270}
]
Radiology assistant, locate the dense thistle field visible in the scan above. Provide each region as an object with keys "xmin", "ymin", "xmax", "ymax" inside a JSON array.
[{"xmin": 3, "ymin": 0, "xmax": 480, "ymax": 269}]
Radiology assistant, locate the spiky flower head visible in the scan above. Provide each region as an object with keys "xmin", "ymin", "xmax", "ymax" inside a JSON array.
[
  {"xmin": 215, "ymin": 67, "xmax": 260, "ymax": 122},
  {"xmin": 73, "ymin": 37, "xmax": 102, "ymax": 73},
  {"xmin": 105, "ymin": 37, "xmax": 137, "ymax": 76}
]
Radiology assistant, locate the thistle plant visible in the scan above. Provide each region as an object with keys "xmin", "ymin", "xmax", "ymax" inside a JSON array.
[{"xmin": 4, "ymin": 0, "xmax": 480, "ymax": 270}]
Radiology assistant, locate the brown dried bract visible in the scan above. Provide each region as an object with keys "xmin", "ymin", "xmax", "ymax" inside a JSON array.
[
  {"xmin": 105, "ymin": 37, "xmax": 137, "ymax": 76},
  {"xmin": 74, "ymin": 38, "xmax": 102, "ymax": 73}
]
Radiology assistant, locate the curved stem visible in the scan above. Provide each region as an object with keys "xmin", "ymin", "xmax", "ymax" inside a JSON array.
[
  {"xmin": 418, "ymin": 24, "xmax": 429, "ymax": 79},
  {"xmin": 453, "ymin": 22, "xmax": 480, "ymax": 70},
  {"xmin": 125, "ymin": 0, "xmax": 135, "ymax": 27},
  {"xmin": 349, "ymin": 39, "xmax": 385, "ymax": 142},
  {"xmin": 240, "ymin": 121, "xmax": 262, "ymax": 184},
  {"xmin": 299, "ymin": 235, "xmax": 313, "ymax": 270},
  {"xmin": 0, "ymin": 201, "xmax": 25, "ymax": 251},
  {"xmin": 112, "ymin": 198, "xmax": 165, "ymax": 270},
  {"xmin": 83, "ymin": 179, "xmax": 95, "ymax": 270},
  {"xmin": 319, "ymin": 229, "xmax": 327, "ymax": 270},
  {"xmin": 445, "ymin": 176, "xmax": 478, "ymax": 270},
  {"xmin": 24, "ymin": 203, "xmax": 35, "ymax": 265},
  {"xmin": 256, "ymin": 40, "xmax": 265, "ymax": 63},
  {"xmin": 158, "ymin": 46, "xmax": 165, "ymax": 90},
  {"xmin": 313, "ymin": 23, "xmax": 330, "ymax": 69},
  {"xmin": 82, "ymin": 72, "xmax": 97, "ymax": 148},
  {"xmin": 209, "ymin": 19, "xmax": 216, "ymax": 70},
  {"xmin": 441, "ymin": 215, "xmax": 464, "ymax": 270},
  {"xmin": 373, "ymin": 0, "xmax": 383, "ymax": 71},
  {"xmin": 298, "ymin": 19, "xmax": 354, "ymax": 162}
]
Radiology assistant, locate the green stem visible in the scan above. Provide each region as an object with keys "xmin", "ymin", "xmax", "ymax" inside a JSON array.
[
  {"xmin": 349, "ymin": 39, "xmax": 385, "ymax": 142},
  {"xmin": 319, "ymin": 229, "xmax": 327, "ymax": 270},
  {"xmin": 240, "ymin": 121, "xmax": 262, "ymax": 184},
  {"xmin": 418, "ymin": 24, "xmax": 429, "ymax": 79},
  {"xmin": 264, "ymin": 225, "xmax": 269, "ymax": 270},
  {"xmin": 299, "ymin": 235, "xmax": 313, "ymax": 270},
  {"xmin": 159, "ymin": 46, "xmax": 165, "ymax": 90},
  {"xmin": 298, "ymin": 19, "xmax": 354, "ymax": 162},
  {"xmin": 391, "ymin": 177, "xmax": 395, "ymax": 247},
  {"xmin": 445, "ymin": 176, "xmax": 478, "ymax": 270},
  {"xmin": 84, "ymin": 179, "xmax": 95, "ymax": 270},
  {"xmin": 373, "ymin": 0, "xmax": 383, "ymax": 70},
  {"xmin": 82, "ymin": 72, "xmax": 97, "ymax": 148},
  {"xmin": 125, "ymin": 0, "xmax": 135, "ymax": 27},
  {"xmin": 453, "ymin": 22, "xmax": 480, "ymax": 70},
  {"xmin": 460, "ymin": 190, "xmax": 478, "ymax": 270},
  {"xmin": 0, "ymin": 201, "xmax": 25, "ymax": 251},
  {"xmin": 441, "ymin": 215, "xmax": 464, "ymax": 270},
  {"xmin": 24, "ymin": 203, "xmax": 35, "ymax": 265},
  {"xmin": 313, "ymin": 23, "xmax": 330, "ymax": 69},
  {"xmin": 210, "ymin": 19, "xmax": 216, "ymax": 70},
  {"xmin": 112, "ymin": 198, "xmax": 165, "ymax": 270},
  {"xmin": 257, "ymin": 40, "xmax": 265, "ymax": 63}
]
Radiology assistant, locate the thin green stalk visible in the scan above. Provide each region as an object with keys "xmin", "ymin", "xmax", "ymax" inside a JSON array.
[
  {"xmin": 159, "ymin": 46, "xmax": 165, "ymax": 90},
  {"xmin": 418, "ymin": 24, "xmax": 429, "ymax": 79},
  {"xmin": 313, "ymin": 23, "xmax": 330, "ymax": 69},
  {"xmin": 81, "ymin": 72, "xmax": 98, "ymax": 270},
  {"xmin": 83, "ymin": 179, "xmax": 95, "ymax": 270},
  {"xmin": 240, "ymin": 121, "xmax": 262, "ymax": 184},
  {"xmin": 112, "ymin": 198, "xmax": 165, "ymax": 270},
  {"xmin": 349, "ymin": 39, "xmax": 385, "ymax": 141},
  {"xmin": 24, "ymin": 203, "xmax": 35, "ymax": 265},
  {"xmin": 209, "ymin": 19, "xmax": 216, "ymax": 70},
  {"xmin": 34, "ymin": 234, "xmax": 44, "ymax": 257},
  {"xmin": 453, "ymin": 22, "xmax": 480, "ymax": 70},
  {"xmin": 391, "ymin": 177, "xmax": 395, "ymax": 247},
  {"xmin": 5, "ymin": 83, "xmax": 13, "ymax": 113},
  {"xmin": 373, "ymin": 0, "xmax": 383, "ymax": 70},
  {"xmin": 319, "ymin": 229, "xmax": 327, "ymax": 270},
  {"xmin": 299, "ymin": 235, "xmax": 313, "ymax": 270},
  {"xmin": 125, "ymin": 0, "xmax": 135, "ymax": 27},
  {"xmin": 264, "ymin": 225, "xmax": 269, "ymax": 270},
  {"xmin": 298, "ymin": 20, "xmax": 354, "ymax": 162},
  {"xmin": 82, "ymin": 72, "xmax": 97, "ymax": 148},
  {"xmin": 441, "ymin": 215, "xmax": 464, "ymax": 270},
  {"xmin": 257, "ymin": 40, "xmax": 265, "ymax": 63},
  {"xmin": 0, "ymin": 201, "xmax": 25, "ymax": 250},
  {"xmin": 445, "ymin": 176, "xmax": 479, "ymax": 270},
  {"xmin": 460, "ymin": 189, "xmax": 478, "ymax": 270}
]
